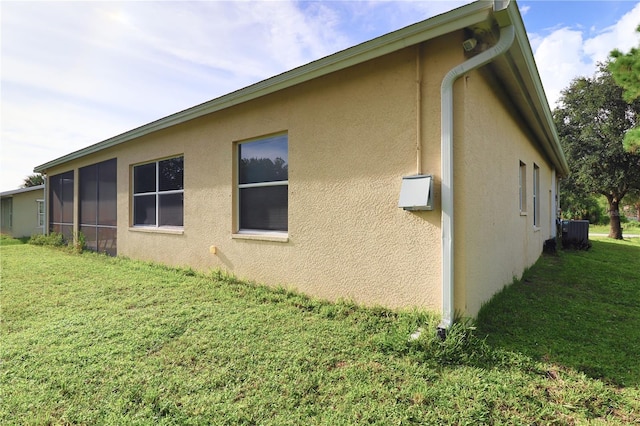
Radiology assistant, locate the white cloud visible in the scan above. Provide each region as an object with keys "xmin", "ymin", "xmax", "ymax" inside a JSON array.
[
  {"xmin": 532, "ymin": 2, "xmax": 640, "ymax": 107},
  {"xmin": 0, "ymin": 0, "xmax": 353, "ymax": 190},
  {"xmin": 583, "ymin": 3, "xmax": 640, "ymax": 62},
  {"xmin": 3, "ymin": 0, "xmax": 639, "ymax": 190},
  {"xmin": 533, "ymin": 27, "xmax": 588, "ymax": 108},
  {"xmin": 0, "ymin": 0, "xmax": 478, "ymax": 190}
]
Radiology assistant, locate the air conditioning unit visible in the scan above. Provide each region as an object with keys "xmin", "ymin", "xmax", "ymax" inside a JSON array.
[{"xmin": 561, "ymin": 220, "xmax": 589, "ymax": 249}]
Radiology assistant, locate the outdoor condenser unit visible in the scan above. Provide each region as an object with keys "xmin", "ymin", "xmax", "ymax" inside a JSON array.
[
  {"xmin": 398, "ymin": 175, "xmax": 433, "ymax": 211},
  {"xmin": 561, "ymin": 220, "xmax": 589, "ymax": 246}
]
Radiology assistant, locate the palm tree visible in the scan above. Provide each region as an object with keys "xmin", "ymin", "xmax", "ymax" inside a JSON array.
[{"xmin": 22, "ymin": 173, "xmax": 44, "ymax": 188}]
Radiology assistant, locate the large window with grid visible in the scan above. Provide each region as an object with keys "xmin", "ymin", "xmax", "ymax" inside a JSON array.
[
  {"xmin": 133, "ymin": 156, "xmax": 184, "ymax": 227},
  {"xmin": 238, "ymin": 134, "xmax": 288, "ymax": 232}
]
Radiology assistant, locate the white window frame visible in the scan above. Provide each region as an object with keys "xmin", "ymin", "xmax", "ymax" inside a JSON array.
[
  {"xmin": 533, "ymin": 164, "xmax": 540, "ymax": 227},
  {"xmin": 519, "ymin": 161, "xmax": 527, "ymax": 215},
  {"xmin": 36, "ymin": 199, "xmax": 45, "ymax": 228},
  {"xmin": 132, "ymin": 156, "xmax": 184, "ymax": 228},
  {"xmin": 236, "ymin": 134, "xmax": 288, "ymax": 235}
]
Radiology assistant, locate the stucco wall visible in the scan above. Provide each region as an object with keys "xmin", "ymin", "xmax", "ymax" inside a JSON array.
[
  {"xmin": 0, "ymin": 188, "xmax": 44, "ymax": 238},
  {"xmin": 43, "ymin": 31, "xmax": 555, "ymax": 316},
  {"xmin": 455, "ymin": 67, "xmax": 556, "ymax": 316},
  {"xmin": 44, "ymin": 37, "xmax": 470, "ymax": 311}
]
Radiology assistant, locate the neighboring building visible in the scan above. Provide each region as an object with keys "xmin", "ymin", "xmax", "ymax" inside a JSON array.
[
  {"xmin": 33, "ymin": 1, "xmax": 569, "ymax": 326},
  {"xmin": 0, "ymin": 185, "xmax": 45, "ymax": 238}
]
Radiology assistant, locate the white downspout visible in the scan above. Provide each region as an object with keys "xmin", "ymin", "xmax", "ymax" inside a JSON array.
[
  {"xmin": 43, "ymin": 176, "xmax": 48, "ymax": 235},
  {"xmin": 551, "ymin": 168, "xmax": 557, "ymax": 238},
  {"xmin": 416, "ymin": 44, "xmax": 423, "ymax": 175},
  {"xmin": 438, "ymin": 24, "xmax": 515, "ymax": 333}
]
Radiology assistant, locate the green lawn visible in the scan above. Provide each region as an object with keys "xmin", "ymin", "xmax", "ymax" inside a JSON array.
[
  {"xmin": 590, "ymin": 222, "xmax": 640, "ymax": 235},
  {"xmin": 478, "ymin": 237, "xmax": 640, "ymax": 387},
  {"xmin": 1, "ymin": 235, "xmax": 639, "ymax": 424}
]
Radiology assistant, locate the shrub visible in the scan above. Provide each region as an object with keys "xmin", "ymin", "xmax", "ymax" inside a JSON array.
[
  {"xmin": 624, "ymin": 220, "xmax": 640, "ymax": 231},
  {"xmin": 28, "ymin": 232, "xmax": 65, "ymax": 247},
  {"xmin": 28, "ymin": 232, "xmax": 86, "ymax": 253},
  {"xmin": 72, "ymin": 231, "xmax": 86, "ymax": 254}
]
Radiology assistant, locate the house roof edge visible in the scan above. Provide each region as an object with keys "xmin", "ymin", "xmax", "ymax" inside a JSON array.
[
  {"xmin": 34, "ymin": 1, "xmax": 495, "ymax": 173},
  {"xmin": 499, "ymin": 1, "xmax": 570, "ymax": 176},
  {"xmin": 0, "ymin": 184, "xmax": 45, "ymax": 198}
]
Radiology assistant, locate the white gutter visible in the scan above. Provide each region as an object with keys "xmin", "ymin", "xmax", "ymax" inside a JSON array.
[
  {"xmin": 551, "ymin": 168, "xmax": 557, "ymax": 238},
  {"xmin": 438, "ymin": 24, "xmax": 516, "ymax": 333}
]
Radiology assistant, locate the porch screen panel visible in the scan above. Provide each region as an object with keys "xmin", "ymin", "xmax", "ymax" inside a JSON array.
[
  {"xmin": 79, "ymin": 158, "xmax": 117, "ymax": 255},
  {"xmin": 49, "ymin": 170, "xmax": 74, "ymax": 241},
  {"xmin": 80, "ymin": 225, "xmax": 98, "ymax": 252},
  {"xmin": 80, "ymin": 164, "xmax": 98, "ymax": 225},
  {"xmin": 97, "ymin": 227, "xmax": 117, "ymax": 256},
  {"xmin": 98, "ymin": 161, "xmax": 117, "ymax": 227}
]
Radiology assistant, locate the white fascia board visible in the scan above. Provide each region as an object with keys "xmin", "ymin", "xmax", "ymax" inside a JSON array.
[
  {"xmin": 500, "ymin": 2, "xmax": 570, "ymax": 176},
  {"xmin": 34, "ymin": 1, "xmax": 494, "ymax": 174}
]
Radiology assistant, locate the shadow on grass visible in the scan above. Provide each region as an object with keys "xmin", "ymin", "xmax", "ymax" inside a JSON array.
[{"xmin": 477, "ymin": 239, "xmax": 640, "ymax": 387}]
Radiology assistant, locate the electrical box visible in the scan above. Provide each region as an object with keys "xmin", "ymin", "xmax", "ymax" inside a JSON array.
[{"xmin": 398, "ymin": 174, "xmax": 433, "ymax": 211}]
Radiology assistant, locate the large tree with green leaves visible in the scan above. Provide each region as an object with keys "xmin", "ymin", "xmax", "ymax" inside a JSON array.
[
  {"xmin": 554, "ymin": 63, "xmax": 640, "ymax": 239},
  {"xmin": 623, "ymin": 189, "xmax": 640, "ymax": 222},
  {"xmin": 609, "ymin": 25, "xmax": 640, "ymax": 152}
]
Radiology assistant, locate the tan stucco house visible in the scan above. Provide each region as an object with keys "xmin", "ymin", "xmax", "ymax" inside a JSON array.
[
  {"xmin": 1, "ymin": 185, "xmax": 45, "ymax": 238},
  {"xmin": 34, "ymin": 0, "xmax": 569, "ymax": 329}
]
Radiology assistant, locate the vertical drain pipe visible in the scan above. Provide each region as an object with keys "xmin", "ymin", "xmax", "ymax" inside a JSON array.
[
  {"xmin": 43, "ymin": 174, "xmax": 48, "ymax": 235},
  {"xmin": 416, "ymin": 44, "xmax": 423, "ymax": 175},
  {"xmin": 438, "ymin": 25, "xmax": 515, "ymax": 334}
]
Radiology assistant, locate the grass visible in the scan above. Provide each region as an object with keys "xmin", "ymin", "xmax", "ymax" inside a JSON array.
[
  {"xmin": 1, "ymin": 235, "xmax": 639, "ymax": 424},
  {"xmin": 590, "ymin": 221, "xmax": 640, "ymax": 235},
  {"xmin": 478, "ymin": 237, "xmax": 640, "ymax": 387}
]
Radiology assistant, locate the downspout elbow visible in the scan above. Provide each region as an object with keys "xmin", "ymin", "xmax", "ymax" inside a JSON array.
[{"xmin": 438, "ymin": 25, "xmax": 515, "ymax": 334}]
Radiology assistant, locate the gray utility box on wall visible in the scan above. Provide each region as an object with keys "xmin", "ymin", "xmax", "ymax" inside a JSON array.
[{"xmin": 398, "ymin": 175, "xmax": 433, "ymax": 211}]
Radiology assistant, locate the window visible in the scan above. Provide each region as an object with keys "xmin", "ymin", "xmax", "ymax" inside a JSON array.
[
  {"xmin": 36, "ymin": 200, "xmax": 45, "ymax": 228},
  {"xmin": 519, "ymin": 161, "xmax": 527, "ymax": 214},
  {"xmin": 533, "ymin": 164, "xmax": 540, "ymax": 227},
  {"xmin": 1, "ymin": 198, "xmax": 13, "ymax": 231},
  {"xmin": 133, "ymin": 156, "xmax": 184, "ymax": 227},
  {"xmin": 238, "ymin": 134, "xmax": 288, "ymax": 232},
  {"xmin": 49, "ymin": 170, "xmax": 74, "ymax": 240}
]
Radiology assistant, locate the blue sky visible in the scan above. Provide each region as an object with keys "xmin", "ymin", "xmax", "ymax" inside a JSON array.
[{"xmin": 2, "ymin": 0, "xmax": 640, "ymax": 191}]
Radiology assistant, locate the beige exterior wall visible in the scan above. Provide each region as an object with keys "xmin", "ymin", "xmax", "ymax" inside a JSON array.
[
  {"xmin": 454, "ymin": 67, "xmax": 557, "ymax": 316},
  {"xmin": 44, "ymin": 36, "xmax": 470, "ymax": 311},
  {"xmin": 0, "ymin": 188, "xmax": 45, "ymax": 238},
  {"xmin": 43, "ymin": 30, "xmax": 557, "ymax": 317}
]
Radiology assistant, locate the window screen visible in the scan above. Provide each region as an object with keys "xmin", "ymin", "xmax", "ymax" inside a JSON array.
[{"xmin": 238, "ymin": 135, "xmax": 288, "ymax": 232}]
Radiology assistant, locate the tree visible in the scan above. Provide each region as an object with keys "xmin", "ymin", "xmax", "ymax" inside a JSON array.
[
  {"xmin": 609, "ymin": 25, "xmax": 640, "ymax": 152},
  {"xmin": 623, "ymin": 189, "xmax": 640, "ymax": 222},
  {"xmin": 22, "ymin": 173, "xmax": 44, "ymax": 188},
  {"xmin": 553, "ymin": 63, "xmax": 640, "ymax": 239},
  {"xmin": 559, "ymin": 178, "xmax": 601, "ymax": 221}
]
